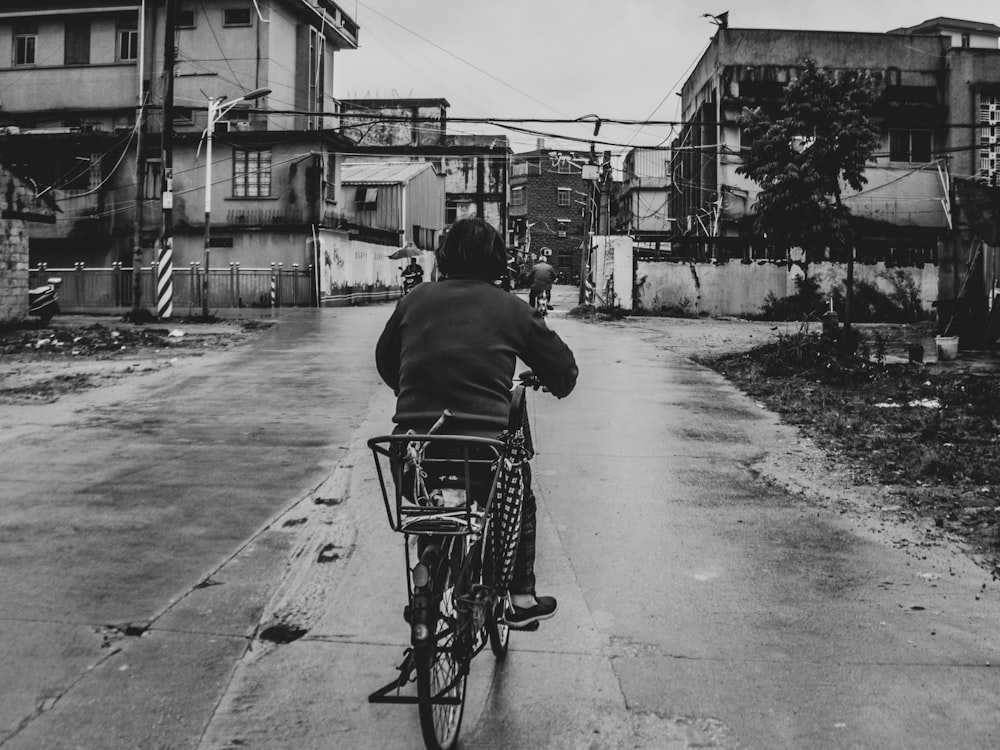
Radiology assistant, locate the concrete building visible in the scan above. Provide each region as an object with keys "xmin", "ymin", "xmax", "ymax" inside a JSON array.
[
  {"xmin": 669, "ymin": 18, "xmax": 1000, "ymax": 323},
  {"xmin": 0, "ymin": 0, "xmax": 359, "ymax": 298},
  {"xmin": 888, "ymin": 17, "xmax": 1000, "ymax": 50},
  {"xmin": 619, "ymin": 147, "xmax": 673, "ymax": 244},
  {"xmin": 338, "ymin": 98, "xmax": 511, "ymax": 241}
]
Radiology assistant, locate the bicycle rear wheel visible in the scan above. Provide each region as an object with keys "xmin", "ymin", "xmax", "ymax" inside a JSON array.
[
  {"xmin": 415, "ymin": 538, "xmax": 468, "ymax": 750},
  {"xmin": 487, "ymin": 595, "xmax": 510, "ymax": 658}
]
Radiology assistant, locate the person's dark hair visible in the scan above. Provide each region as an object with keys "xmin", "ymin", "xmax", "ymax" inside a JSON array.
[{"xmin": 435, "ymin": 217, "xmax": 507, "ymax": 281}]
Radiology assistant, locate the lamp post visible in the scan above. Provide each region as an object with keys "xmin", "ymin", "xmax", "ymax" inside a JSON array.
[{"xmin": 201, "ymin": 87, "xmax": 270, "ymax": 317}]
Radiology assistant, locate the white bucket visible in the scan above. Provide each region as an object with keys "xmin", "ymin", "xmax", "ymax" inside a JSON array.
[{"xmin": 935, "ymin": 336, "xmax": 959, "ymax": 361}]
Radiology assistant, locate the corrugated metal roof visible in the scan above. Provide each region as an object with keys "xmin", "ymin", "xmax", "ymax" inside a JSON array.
[{"xmin": 341, "ymin": 161, "xmax": 438, "ymax": 185}]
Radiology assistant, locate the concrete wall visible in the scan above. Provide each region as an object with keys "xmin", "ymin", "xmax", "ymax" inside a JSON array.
[
  {"xmin": 0, "ymin": 217, "xmax": 29, "ymax": 324},
  {"xmin": 636, "ymin": 258, "xmax": 939, "ymax": 317},
  {"xmin": 590, "ymin": 235, "xmax": 634, "ymax": 311},
  {"xmin": 315, "ymin": 229, "xmax": 437, "ymax": 305},
  {"xmin": 339, "ymin": 99, "xmax": 448, "ymax": 147},
  {"xmin": 0, "ymin": 165, "xmax": 48, "ymax": 323},
  {"xmin": 172, "ymin": 229, "xmax": 313, "ymax": 270}
]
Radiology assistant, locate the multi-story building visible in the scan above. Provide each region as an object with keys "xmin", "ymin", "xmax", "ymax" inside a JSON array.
[
  {"xmin": 671, "ymin": 18, "xmax": 1000, "ymax": 247},
  {"xmin": 619, "ymin": 147, "xmax": 673, "ymax": 246},
  {"xmin": 0, "ymin": 0, "xmax": 359, "ymax": 288},
  {"xmin": 668, "ymin": 17, "xmax": 1000, "ymax": 320},
  {"xmin": 509, "ymin": 142, "xmax": 593, "ymax": 282},
  {"xmin": 338, "ymin": 98, "xmax": 511, "ymax": 241}
]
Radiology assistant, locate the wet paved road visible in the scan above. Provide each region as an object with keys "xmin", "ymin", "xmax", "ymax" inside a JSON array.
[{"xmin": 2, "ymin": 290, "xmax": 999, "ymax": 749}]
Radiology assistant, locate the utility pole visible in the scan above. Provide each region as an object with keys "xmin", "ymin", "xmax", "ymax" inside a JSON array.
[
  {"xmin": 578, "ymin": 184, "xmax": 592, "ymax": 305},
  {"xmin": 598, "ymin": 150, "xmax": 612, "ymax": 235},
  {"xmin": 156, "ymin": 0, "xmax": 176, "ymax": 319},
  {"xmin": 131, "ymin": 91, "xmax": 146, "ymax": 315},
  {"xmin": 131, "ymin": 0, "xmax": 147, "ymax": 316}
]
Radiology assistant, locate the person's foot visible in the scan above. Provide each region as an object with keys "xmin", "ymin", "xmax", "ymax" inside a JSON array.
[{"xmin": 504, "ymin": 595, "xmax": 557, "ymax": 629}]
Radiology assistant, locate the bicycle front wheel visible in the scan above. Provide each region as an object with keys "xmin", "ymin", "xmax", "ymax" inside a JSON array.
[{"xmin": 415, "ymin": 539, "xmax": 468, "ymax": 750}]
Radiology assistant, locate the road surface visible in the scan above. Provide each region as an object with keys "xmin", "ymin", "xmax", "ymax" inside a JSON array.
[{"xmin": 1, "ymin": 289, "xmax": 997, "ymax": 749}]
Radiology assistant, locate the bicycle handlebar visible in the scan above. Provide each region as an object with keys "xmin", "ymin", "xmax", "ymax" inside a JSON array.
[{"xmin": 517, "ymin": 370, "xmax": 547, "ymax": 391}]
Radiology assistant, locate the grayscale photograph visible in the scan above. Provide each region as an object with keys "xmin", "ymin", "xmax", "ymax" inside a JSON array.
[{"xmin": 1, "ymin": 1, "xmax": 999, "ymax": 748}]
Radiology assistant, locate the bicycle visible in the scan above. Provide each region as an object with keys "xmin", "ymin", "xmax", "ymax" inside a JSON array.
[
  {"xmin": 368, "ymin": 374, "xmax": 538, "ymax": 750},
  {"xmin": 532, "ymin": 285, "xmax": 551, "ymax": 318}
]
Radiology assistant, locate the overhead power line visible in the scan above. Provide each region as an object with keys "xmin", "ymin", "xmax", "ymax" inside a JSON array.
[{"xmin": 355, "ymin": 0, "xmax": 567, "ymax": 118}]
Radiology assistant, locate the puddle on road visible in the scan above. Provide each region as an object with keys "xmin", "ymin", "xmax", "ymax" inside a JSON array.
[{"xmin": 258, "ymin": 623, "xmax": 308, "ymax": 644}]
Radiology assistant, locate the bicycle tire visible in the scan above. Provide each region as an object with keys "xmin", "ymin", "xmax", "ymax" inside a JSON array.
[
  {"xmin": 487, "ymin": 595, "xmax": 510, "ymax": 658},
  {"xmin": 415, "ymin": 538, "xmax": 468, "ymax": 750}
]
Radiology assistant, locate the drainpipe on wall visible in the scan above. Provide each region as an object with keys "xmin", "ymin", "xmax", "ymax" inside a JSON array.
[{"xmin": 401, "ymin": 180, "xmax": 407, "ymax": 246}]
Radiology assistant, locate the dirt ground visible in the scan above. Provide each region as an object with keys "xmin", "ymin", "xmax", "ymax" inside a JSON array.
[{"xmin": 0, "ymin": 314, "xmax": 274, "ymax": 404}]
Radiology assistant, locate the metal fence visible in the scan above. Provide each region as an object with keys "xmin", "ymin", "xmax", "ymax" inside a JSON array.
[{"xmin": 29, "ymin": 263, "xmax": 316, "ymax": 311}]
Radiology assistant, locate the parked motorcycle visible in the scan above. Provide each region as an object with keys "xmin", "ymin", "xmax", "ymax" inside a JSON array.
[{"xmin": 29, "ymin": 277, "xmax": 62, "ymax": 322}]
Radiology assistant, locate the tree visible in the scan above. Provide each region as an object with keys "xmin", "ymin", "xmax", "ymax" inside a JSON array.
[{"xmin": 737, "ymin": 59, "xmax": 880, "ymax": 330}]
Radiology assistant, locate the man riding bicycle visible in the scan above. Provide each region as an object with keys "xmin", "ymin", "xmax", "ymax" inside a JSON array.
[
  {"xmin": 526, "ymin": 255, "xmax": 557, "ymax": 312},
  {"xmin": 375, "ymin": 218, "xmax": 578, "ymax": 628}
]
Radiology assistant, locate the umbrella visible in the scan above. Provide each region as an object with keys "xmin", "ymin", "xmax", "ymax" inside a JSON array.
[{"xmin": 388, "ymin": 242, "xmax": 422, "ymax": 260}]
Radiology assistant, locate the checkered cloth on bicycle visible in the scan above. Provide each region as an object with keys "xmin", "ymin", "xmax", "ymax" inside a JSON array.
[{"xmin": 489, "ymin": 426, "xmax": 534, "ymax": 591}]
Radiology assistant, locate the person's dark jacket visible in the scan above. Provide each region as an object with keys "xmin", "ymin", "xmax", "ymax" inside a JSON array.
[
  {"xmin": 376, "ymin": 278, "xmax": 578, "ymax": 436},
  {"xmin": 527, "ymin": 262, "xmax": 557, "ymax": 288}
]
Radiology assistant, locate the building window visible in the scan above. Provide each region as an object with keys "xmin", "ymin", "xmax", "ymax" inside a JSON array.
[
  {"xmin": 354, "ymin": 186, "xmax": 378, "ymax": 210},
  {"xmin": 58, "ymin": 153, "xmax": 101, "ymax": 192},
  {"xmin": 557, "ymin": 219, "xmax": 571, "ymax": 237},
  {"xmin": 173, "ymin": 106, "xmax": 194, "ymax": 125},
  {"xmin": 224, "ymin": 7, "xmax": 253, "ymax": 26},
  {"xmin": 978, "ymin": 93, "xmax": 1000, "ymax": 183},
  {"xmin": 64, "ymin": 19, "xmax": 91, "ymax": 65},
  {"xmin": 233, "ymin": 149, "xmax": 271, "ymax": 197},
  {"xmin": 176, "ymin": 10, "xmax": 196, "ymax": 28},
  {"xmin": 889, "ymin": 129, "xmax": 932, "ymax": 162},
  {"xmin": 557, "ymin": 188, "xmax": 571, "ymax": 207},
  {"xmin": 557, "ymin": 158, "xmax": 573, "ymax": 174},
  {"xmin": 117, "ymin": 16, "xmax": 138, "ymax": 61},
  {"xmin": 511, "ymin": 186, "xmax": 525, "ymax": 207},
  {"xmin": 961, "ymin": 33, "xmax": 971, "ymax": 48},
  {"xmin": 14, "ymin": 22, "xmax": 37, "ymax": 66},
  {"xmin": 512, "ymin": 161, "xmax": 528, "ymax": 177}
]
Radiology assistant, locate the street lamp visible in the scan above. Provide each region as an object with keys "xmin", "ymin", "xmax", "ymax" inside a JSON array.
[{"xmin": 201, "ymin": 87, "xmax": 270, "ymax": 317}]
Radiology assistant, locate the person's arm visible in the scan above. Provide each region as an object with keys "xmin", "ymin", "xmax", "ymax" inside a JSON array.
[
  {"xmin": 519, "ymin": 312, "xmax": 578, "ymax": 398},
  {"xmin": 375, "ymin": 308, "xmax": 403, "ymax": 394}
]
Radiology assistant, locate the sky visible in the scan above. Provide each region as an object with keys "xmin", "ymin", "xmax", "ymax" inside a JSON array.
[{"xmin": 332, "ymin": 0, "xmax": 1000, "ymax": 163}]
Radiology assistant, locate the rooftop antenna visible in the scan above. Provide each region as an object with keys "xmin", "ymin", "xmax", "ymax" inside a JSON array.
[{"xmin": 702, "ymin": 11, "xmax": 729, "ymax": 28}]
